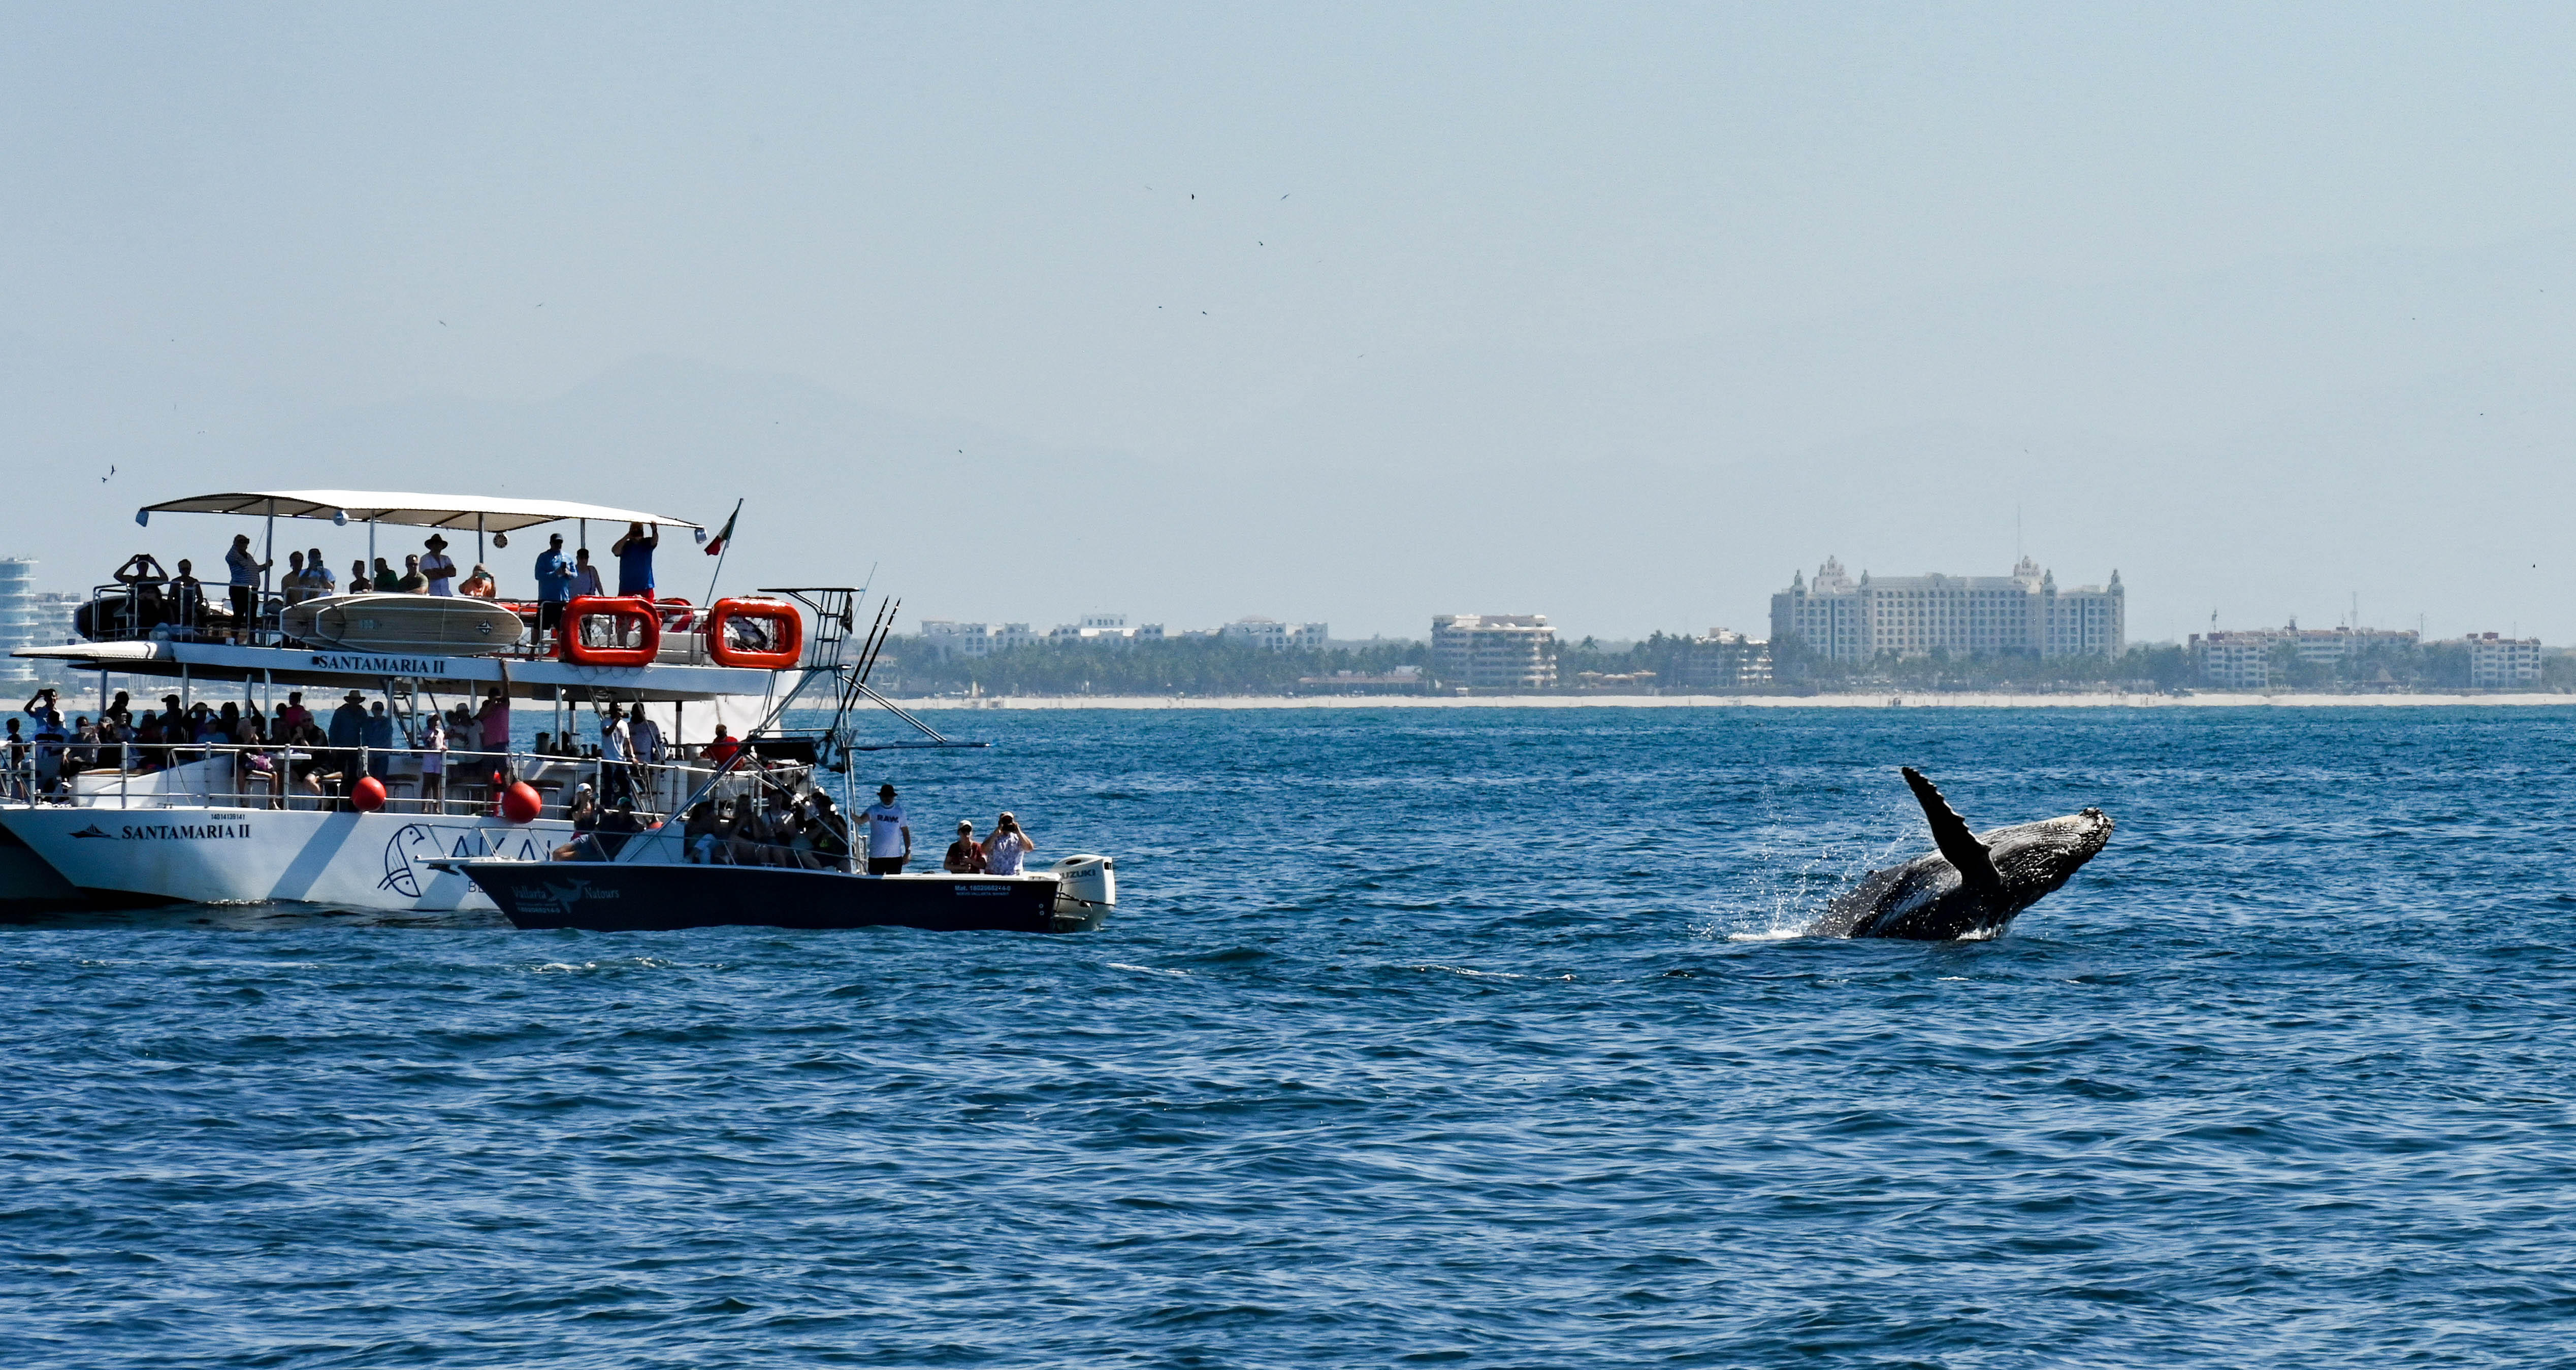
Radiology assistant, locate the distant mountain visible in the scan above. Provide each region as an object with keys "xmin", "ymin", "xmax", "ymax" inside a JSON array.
[{"xmin": 6, "ymin": 227, "xmax": 2573, "ymax": 640}]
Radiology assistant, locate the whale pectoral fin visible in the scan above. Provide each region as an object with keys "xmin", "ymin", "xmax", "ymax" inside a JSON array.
[{"xmin": 1902, "ymin": 767, "xmax": 2001, "ymax": 889}]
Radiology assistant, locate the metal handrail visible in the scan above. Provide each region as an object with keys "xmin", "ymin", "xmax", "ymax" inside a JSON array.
[
  {"xmin": 4, "ymin": 740, "xmax": 809, "ymax": 819},
  {"xmin": 60, "ymin": 583, "xmax": 790, "ymax": 663}
]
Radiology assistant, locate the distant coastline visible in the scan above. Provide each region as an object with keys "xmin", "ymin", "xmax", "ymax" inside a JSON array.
[{"xmin": 896, "ymin": 691, "xmax": 2576, "ymax": 710}]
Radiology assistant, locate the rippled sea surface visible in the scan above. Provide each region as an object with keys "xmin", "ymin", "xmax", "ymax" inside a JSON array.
[{"xmin": 8, "ymin": 705, "xmax": 2576, "ymax": 1367}]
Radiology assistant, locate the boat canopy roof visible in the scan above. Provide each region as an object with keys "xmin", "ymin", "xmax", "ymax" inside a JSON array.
[{"xmin": 136, "ymin": 490, "xmax": 702, "ymax": 534}]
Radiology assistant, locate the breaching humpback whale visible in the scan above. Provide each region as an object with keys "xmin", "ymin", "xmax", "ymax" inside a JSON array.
[{"xmin": 1815, "ymin": 768, "xmax": 2113, "ymax": 940}]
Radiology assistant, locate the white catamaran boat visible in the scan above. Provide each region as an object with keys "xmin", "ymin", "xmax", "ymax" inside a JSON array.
[{"xmin": 3, "ymin": 489, "xmax": 1112, "ymax": 929}]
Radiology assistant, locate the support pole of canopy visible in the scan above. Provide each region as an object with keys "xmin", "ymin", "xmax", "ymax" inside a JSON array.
[
  {"xmin": 476, "ymin": 514, "xmax": 485, "ymax": 568},
  {"xmin": 368, "ymin": 518, "xmax": 377, "ymax": 582},
  {"xmin": 262, "ymin": 499, "xmax": 276, "ymax": 643}
]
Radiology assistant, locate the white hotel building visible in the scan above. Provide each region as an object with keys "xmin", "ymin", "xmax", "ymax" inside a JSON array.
[
  {"xmin": 2192, "ymin": 625, "xmax": 2419, "ymax": 690},
  {"xmin": 1432, "ymin": 614, "xmax": 1557, "ymax": 689},
  {"xmin": 1770, "ymin": 557, "xmax": 2126, "ymax": 662},
  {"xmin": 2466, "ymin": 634, "xmax": 2543, "ymax": 689}
]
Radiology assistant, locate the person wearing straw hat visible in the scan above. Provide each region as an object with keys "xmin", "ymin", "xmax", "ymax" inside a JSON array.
[{"xmin": 419, "ymin": 534, "xmax": 459, "ymax": 596}]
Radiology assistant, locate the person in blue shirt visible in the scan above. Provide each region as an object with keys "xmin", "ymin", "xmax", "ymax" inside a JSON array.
[
  {"xmin": 611, "ymin": 522, "xmax": 659, "ymax": 598},
  {"xmin": 533, "ymin": 532, "xmax": 572, "ymax": 642}
]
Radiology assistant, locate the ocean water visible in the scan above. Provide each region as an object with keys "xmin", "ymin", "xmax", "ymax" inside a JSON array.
[{"xmin": 7, "ymin": 705, "xmax": 2575, "ymax": 1367}]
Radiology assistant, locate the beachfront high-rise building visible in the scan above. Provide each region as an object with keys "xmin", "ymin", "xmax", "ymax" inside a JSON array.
[
  {"xmin": 1220, "ymin": 617, "xmax": 1329, "ymax": 651},
  {"xmin": 1770, "ymin": 557, "xmax": 2124, "ymax": 662},
  {"xmin": 1432, "ymin": 614, "xmax": 1556, "ymax": 689},
  {"xmin": 2190, "ymin": 625, "xmax": 2421, "ymax": 690},
  {"xmin": 2466, "ymin": 634, "xmax": 2543, "ymax": 689},
  {"xmin": 0, "ymin": 559, "xmax": 37, "ymax": 685},
  {"xmin": 917, "ymin": 619, "xmax": 1043, "ymax": 658}
]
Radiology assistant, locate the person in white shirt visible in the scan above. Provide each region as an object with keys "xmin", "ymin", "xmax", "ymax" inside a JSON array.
[
  {"xmin": 567, "ymin": 548, "xmax": 604, "ymax": 600},
  {"xmin": 418, "ymin": 710, "xmax": 447, "ymax": 809},
  {"xmin": 981, "ymin": 811, "xmax": 1036, "ymax": 876},
  {"xmin": 598, "ymin": 705, "xmax": 632, "ymax": 805},
  {"xmin": 418, "ymin": 535, "xmax": 459, "ymax": 596},
  {"xmin": 25, "ymin": 695, "xmax": 69, "ymax": 796},
  {"xmin": 862, "ymin": 783, "xmax": 911, "ymax": 874},
  {"xmin": 223, "ymin": 534, "xmax": 271, "ymax": 641}
]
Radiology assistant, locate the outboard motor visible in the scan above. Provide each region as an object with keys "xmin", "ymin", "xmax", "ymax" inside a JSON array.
[{"xmin": 1049, "ymin": 854, "xmax": 1115, "ymax": 930}]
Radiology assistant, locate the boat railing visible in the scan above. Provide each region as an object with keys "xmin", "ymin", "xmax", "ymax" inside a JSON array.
[
  {"xmin": 62, "ymin": 583, "xmax": 801, "ymax": 666},
  {"xmin": 3, "ymin": 741, "xmax": 809, "ymax": 822}
]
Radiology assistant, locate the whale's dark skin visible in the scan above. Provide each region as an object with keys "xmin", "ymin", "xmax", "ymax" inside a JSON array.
[{"xmin": 1813, "ymin": 768, "xmax": 2114, "ymax": 940}]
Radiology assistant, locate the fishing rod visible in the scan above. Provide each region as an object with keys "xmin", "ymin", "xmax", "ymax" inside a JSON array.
[
  {"xmin": 827, "ymin": 596, "xmax": 891, "ymax": 727},
  {"xmin": 858, "ymin": 598, "xmax": 898, "ymax": 684}
]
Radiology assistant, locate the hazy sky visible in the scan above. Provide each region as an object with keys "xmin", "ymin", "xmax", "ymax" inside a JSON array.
[{"xmin": 6, "ymin": 4, "xmax": 2574, "ymax": 641}]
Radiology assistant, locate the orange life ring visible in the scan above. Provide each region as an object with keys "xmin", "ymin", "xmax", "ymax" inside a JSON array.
[
  {"xmin": 706, "ymin": 597, "xmax": 803, "ymax": 669},
  {"xmin": 560, "ymin": 595, "xmax": 662, "ymax": 667}
]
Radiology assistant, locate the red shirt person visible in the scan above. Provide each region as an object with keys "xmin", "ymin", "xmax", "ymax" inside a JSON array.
[{"xmin": 702, "ymin": 725, "xmax": 741, "ymax": 768}]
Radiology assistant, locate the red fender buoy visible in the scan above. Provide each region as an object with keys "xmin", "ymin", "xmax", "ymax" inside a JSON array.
[
  {"xmin": 351, "ymin": 775, "xmax": 387, "ymax": 812},
  {"xmin": 558, "ymin": 595, "xmax": 662, "ymax": 666},
  {"xmin": 499, "ymin": 781, "xmax": 542, "ymax": 824},
  {"xmin": 706, "ymin": 596, "xmax": 804, "ymax": 669}
]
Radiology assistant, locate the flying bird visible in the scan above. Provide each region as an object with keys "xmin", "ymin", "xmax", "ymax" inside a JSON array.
[{"xmin": 101, "ymin": 464, "xmax": 115, "ymax": 483}]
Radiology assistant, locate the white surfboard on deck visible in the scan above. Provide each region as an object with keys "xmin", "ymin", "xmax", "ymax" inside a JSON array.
[{"xmin": 281, "ymin": 593, "xmax": 526, "ymax": 656}]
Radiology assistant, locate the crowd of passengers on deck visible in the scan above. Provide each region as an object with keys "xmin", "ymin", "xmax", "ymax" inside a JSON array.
[
  {"xmin": 86, "ymin": 521, "xmax": 664, "ymax": 648},
  {"xmin": 10, "ymin": 685, "xmax": 1036, "ymax": 880},
  {"xmin": 10, "ymin": 679, "xmax": 706, "ymax": 817}
]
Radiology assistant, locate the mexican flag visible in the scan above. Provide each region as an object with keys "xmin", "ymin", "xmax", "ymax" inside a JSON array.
[{"xmin": 703, "ymin": 501, "xmax": 740, "ymax": 557}]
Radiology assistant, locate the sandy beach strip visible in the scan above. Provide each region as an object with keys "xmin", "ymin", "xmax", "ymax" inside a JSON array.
[{"xmin": 894, "ymin": 691, "xmax": 2576, "ymax": 711}]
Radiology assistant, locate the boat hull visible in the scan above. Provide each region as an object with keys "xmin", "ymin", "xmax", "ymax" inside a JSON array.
[
  {"xmin": 460, "ymin": 861, "xmax": 1096, "ymax": 933},
  {"xmin": 0, "ymin": 822, "xmax": 85, "ymax": 908},
  {"xmin": 0, "ymin": 805, "xmax": 567, "ymax": 911}
]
